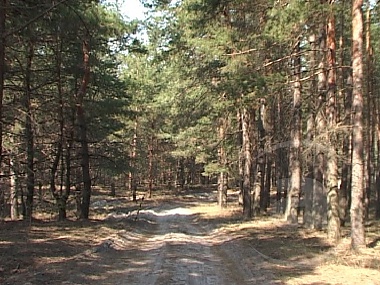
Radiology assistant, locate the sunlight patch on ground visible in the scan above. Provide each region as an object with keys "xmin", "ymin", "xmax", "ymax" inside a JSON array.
[
  {"xmin": 140, "ymin": 207, "xmax": 194, "ymax": 217},
  {"xmin": 286, "ymin": 264, "xmax": 380, "ymax": 285}
]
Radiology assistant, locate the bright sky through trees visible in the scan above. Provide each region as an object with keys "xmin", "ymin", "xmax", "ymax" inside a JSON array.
[{"xmin": 118, "ymin": 0, "xmax": 145, "ymax": 20}]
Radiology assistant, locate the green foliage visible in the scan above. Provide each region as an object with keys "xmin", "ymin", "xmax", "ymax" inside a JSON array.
[
  {"xmin": 2, "ymin": 0, "xmax": 136, "ymax": 181},
  {"xmin": 265, "ymin": 0, "xmax": 324, "ymax": 42}
]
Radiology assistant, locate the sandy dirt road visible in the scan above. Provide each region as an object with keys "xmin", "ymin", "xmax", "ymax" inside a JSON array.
[
  {"xmin": 2, "ymin": 193, "xmax": 282, "ymax": 285},
  {"xmin": 112, "ymin": 202, "xmax": 280, "ymax": 285}
]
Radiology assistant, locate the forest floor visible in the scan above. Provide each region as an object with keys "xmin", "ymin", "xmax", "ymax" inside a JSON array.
[{"xmin": 1, "ymin": 187, "xmax": 380, "ymax": 285}]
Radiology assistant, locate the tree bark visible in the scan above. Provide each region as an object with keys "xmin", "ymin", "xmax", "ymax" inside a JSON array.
[
  {"xmin": 304, "ymin": 33, "xmax": 316, "ymax": 228},
  {"xmin": 313, "ymin": 23, "xmax": 328, "ymax": 230},
  {"xmin": 340, "ymin": 75, "xmax": 353, "ymax": 225},
  {"xmin": 364, "ymin": 1, "xmax": 373, "ymax": 220},
  {"xmin": 54, "ymin": 35, "xmax": 71, "ymax": 221},
  {"xmin": 24, "ymin": 41, "xmax": 35, "ymax": 221},
  {"xmin": 10, "ymin": 154, "xmax": 19, "ymax": 220},
  {"xmin": 148, "ymin": 126, "xmax": 154, "ymax": 198},
  {"xmin": 130, "ymin": 119, "xmax": 138, "ymax": 202},
  {"xmin": 339, "ymin": 6, "xmax": 351, "ymax": 227},
  {"xmin": 285, "ymin": 42, "xmax": 302, "ymax": 224},
  {"xmin": 50, "ymin": 141, "xmax": 62, "ymax": 220},
  {"xmin": 218, "ymin": 117, "xmax": 228, "ymax": 208},
  {"xmin": 241, "ymin": 107, "xmax": 252, "ymax": 219},
  {"xmin": 275, "ymin": 92, "xmax": 286, "ymax": 214},
  {"xmin": 326, "ymin": 6, "xmax": 341, "ymax": 242},
  {"xmin": 0, "ymin": 0, "xmax": 5, "ymax": 166},
  {"xmin": 176, "ymin": 158, "xmax": 185, "ymax": 191},
  {"xmin": 77, "ymin": 40, "xmax": 91, "ymax": 220},
  {"xmin": 237, "ymin": 110, "xmax": 244, "ymax": 205},
  {"xmin": 351, "ymin": 0, "xmax": 366, "ymax": 250},
  {"xmin": 258, "ymin": 99, "xmax": 268, "ymax": 212}
]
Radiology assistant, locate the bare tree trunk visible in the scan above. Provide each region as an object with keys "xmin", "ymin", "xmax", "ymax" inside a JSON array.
[
  {"xmin": 0, "ymin": 0, "xmax": 5, "ymax": 167},
  {"xmin": 340, "ymin": 75, "xmax": 353, "ymax": 225},
  {"xmin": 237, "ymin": 110, "xmax": 244, "ymax": 205},
  {"xmin": 63, "ymin": 124, "xmax": 74, "ymax": 220},
  {"xmin": 376, "ymin": 89, "xmax": 380, "ymax": 219},
  {"xmin": 285, "ymin": 42, "xmax": 302, "ymax": 224},
  {"xmin": 339, "ymin": 4, "xmax": 351, "ymax": 227},
  {"xmin": 50, "ymin": 141, "xmax": 62, "ymax": 219},
  {"xmin": 351, "ymin": 0, "xmax": 366, "ymax": 250},
  {"xmin": 326, "ymin": 7, "xmax": 341, "ymax": 242},
  {"xmin": 241, "ymin": 107, "xmax": 252, "ymax": 219},
  {"xmin": 24, "ymin": 42, "xmax": 35, "ymax": 221},
  {"xmin": 275, "ymin": 92, "xmax": 286, "ymax": 214},
  {"xmin": 264, "ymin": 156, "xmax": 272, "ymax": 211},
  {"xmin": 175, "ymin": 158, "xmax": 185, "ymax": 191},
  {"xmin": 55, "ymin": 36, "xmax": 71, "ymax": 221},
  {"xmin": 130, "ymin": 120, "xmax": 138, "ymax": 202},
  {"xmin": 364, "ymin": 2, "xmax": 373, "ymax": 220},
  {"xmin": 148, "ymin": 128, "xmax": 154, "ymax": 198},
  {"xmin": 258, "ymin": 99, "xmax": 268, "ymax": 212},
  {"xmin": 77, "ymin": 40, "xmax": 91, "ymax": 220},
  {"xmin": 251, "ymin": 109, "xmax": 260, "ymax": 216},
  {"xmin": 304, "ymin": 33, "xmax": 317, "ymax": 228},
  {"xmin": 10, "ymin": 154, "xmax": 19, "ymax": 220},
  {"xmin": 313, "ymin": 23, "xmax": 328, "ymax": 230},
  {"xmin": 218, "ymin": 117, "xmax": 228, "ymax": 208}
]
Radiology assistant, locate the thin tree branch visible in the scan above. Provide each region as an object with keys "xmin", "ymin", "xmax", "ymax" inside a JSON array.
[{"xmin": 224, "ymin": 48, "xmax": 260, "ymax": 56}]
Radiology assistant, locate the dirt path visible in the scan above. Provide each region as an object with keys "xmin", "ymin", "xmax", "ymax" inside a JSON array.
[
  {"xmin": 3, "ymin": 191, "xmax": 380, "ymax": 285},
  {"xmin": 111, "ymin": 203, "xmax": 279, "ymax": 285}
]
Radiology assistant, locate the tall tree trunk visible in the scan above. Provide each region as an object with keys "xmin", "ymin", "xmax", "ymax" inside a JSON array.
[
  {"xmin": 304, "ymin": 33, "xmax": 317, "ymax": 228},
  {"xmin": 285, "ymin": 42, "xmax": 302, "ymax": 224},
  {"xmin": 313, "ymin": 24, "xmax": 328, "ymax": 230},
  {"xmin": 241, "ymin": 107, "xmax": 252, "ymax": 219},
  {"xmin": 351, "ymin": 0, "xmax": 366, "ymax": 250},
  {"xmin": 376, "ymin": 82, "xmax": 380, "ymax": 219},
  {"xmin": 264, "ymin": 156, "xmax": 272, "ymax": 211},
  {"xmin": 339, "ymin": 3, "xmax": 351, "ymax": 227},
  {"xmin": 77, "ymin": 40, "xmax": 91, "ymax": 220},
  {"xmin": 364, "ymin": 1, "xmax": 373, "ymax": 220},
  {"xmin": 176, "ymin": 158, "xmax": 185, "ymax": 191},
  {"xmin": 340, "ymin": 75, "xmax": 353, "ymax": 225},
  {"xmin": 0, "ymin": 0, "xmax": 5, "ymax": 167},
  {"xmin": 326, "ymin": 7, "xmax": 341, "ymax": 242},
  {"xmin": 24, "ymin": 41, "xmax": 35, "ymax": 221},
  {"xmin": 237, "ymin": 110, "xmax": 244, "ymax": 205},
  {"xmin": 258, "ymin": 99, "xmax": 268, "ymax": 212},
  {"xmin": 275, "ymin": 92, "xmax": 287, "ymax": 214},
  {"xmin": 148, "ymin": 128, "xmax": 154, "ymax": 198},
  {"xmin": 130, "ymin": 120, "xmax": 138, "ymax": 202},
  {"xmin": 55, "ymin": 36, "xmax": 70, "ymax": 221},
  {"xmin": 10, "ymin": 153, "xmax": 19, "ymax": 220},
  {"xmin": 218, "ymin": 117, "xmax": 228, "ymax": 208},
  {"xmin": 50, "ymin": 141, "xmax": 62, "ymax": 219},
  {"xmin": 63, "ymin": 124, "xmax": 74, "ymax": 220}
]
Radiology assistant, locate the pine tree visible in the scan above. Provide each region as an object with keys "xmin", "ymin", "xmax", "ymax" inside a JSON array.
[{"xmin": 351, "ymin": 0, "xmax": 366, "ymax": 250}]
